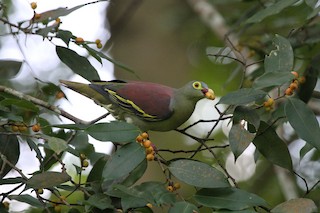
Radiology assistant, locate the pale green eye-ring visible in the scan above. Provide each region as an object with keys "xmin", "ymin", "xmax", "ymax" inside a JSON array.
[{"xmin": 192, "ymin": 81, "xmax": 202, "ymax": 89}]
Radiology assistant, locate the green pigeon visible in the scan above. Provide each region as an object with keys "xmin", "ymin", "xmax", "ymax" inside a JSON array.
[{"xmin": 60, "ymin": 80, "xmax": 215, "ymax": 132}]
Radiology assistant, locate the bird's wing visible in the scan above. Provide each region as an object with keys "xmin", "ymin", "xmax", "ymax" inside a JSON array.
[{"xmin": 89, "ymin": 81, "xmax": 174, "ymax": 121}]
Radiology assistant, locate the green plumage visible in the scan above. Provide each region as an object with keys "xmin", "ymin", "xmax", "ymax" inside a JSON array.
[{"xmin": 60, "ymin": 80, "xmax": 215, "ymax": 132}]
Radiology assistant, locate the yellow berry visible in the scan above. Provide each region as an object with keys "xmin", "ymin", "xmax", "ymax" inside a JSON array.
[
  {"xmin": 75, "ymin": 37, "xmax": 84, "ymax": 44},
  {"xmin": 141, "ymin": 132, "xmax": 149, "ymax": 139},
  {"xmin": 146, "ymin": 203, "xmax": 153, "ymax": 208},
  {"xmin": 146, "ymin": 154, "xmax": 154, "ymax": 161},
  {"xmin": 80, "ymin": 153, "xmax": 86, "ymax": 160},
  {"xmin": 143, "ymin": 140, "xmax": 152, "ymax": 148},
  {"xmin": 55, "ymin": 91, "xmax": 65, "ymax": 99},
  {"xmin": 285, "ymin": 88, "xmax": 293, "ymax": 96},
  {"xmin": 298, "ymin": 76, "xmax": 306, "ymax": 84},
  {"xmin": 167, "ymin": 185, "xmax": 174, "ymax": 192},
  {"xmin": 3, "ymin": 201, "xmax": 9, "ymax": 209},
  {"xmin": 173, "ymin": 182, "xmax": 181, "ymax": 189},
  {"xmin": 34, "ymin": 13, "xmax": 41, "ymax": 20},
  {"xmin": 11, "ymin": 125, "xmax": 19, "ymax": 132},
  {"xmin": 136, "ymin": 135, "xmax": 144, "ymax": 143},
  {"xmin": 289, "ymin": 82, "xmax": 298, "ymax": 90},
  {"xmin": 54, "ymin": 205, "xmax": 61, "ymax": 213},
  {"xmin": 30, "ymin": 2, "xmax": 37, "ymax": 10},
  {"xmin": 18, "ymin": 125, "xmax": 27, "ymax": 132},
  {"xmin": 263, "ymin": 98, "xmax": 274, "ymax": 107},
  {"xmin": 96, "ymin": 43, "xmax": 103, "ymax": 49},
  {"xmin": 95, "ymin": 39, "xmax": 101, "ymax": 44},
  {"xmin": 82, "ymin": 160, "xmax": 89, "ymax": 168},
  {"xmin": 32, "ymin": 124, "xmax": 41, "ymax": 132},
  {"xmin": 55, "ymin": 18, "xmax": 61, "ymax": 23},
  {"xmin": 291, "ymin": 71, "xmax": 299, "ymax": 79},
  {"xmin": 145, "ymin": 146, "xmax": 154, "ymax": 154}
]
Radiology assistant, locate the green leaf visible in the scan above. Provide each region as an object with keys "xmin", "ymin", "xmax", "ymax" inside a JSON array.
[
  {"xmin": 0, "ymin": 177, "xmax": 25, "ymax": 185},
  {"xmin": 0, "ymin": 60, "xmax": 22, "ymax": 79},
  {"xmin": 194, "ymin": 188, "xmax": 269, "ymax": 211},
  {"xmin": 56, "ymin": 30, "xmax": 74, "ymax": 46},
  {"xmin": 83, "ymin": 44, "xmax": 137, "ymax": 76},
  {"xmin": 271, "ymin": 198, "xmax": 317, "ymax": 213},
  {"xmin": 27, "ymin": 171, "xmax": 71, "ymax": 189},
  {"xmin": 169, "ymin": 201, "xmax": 199, "ymax": 213},
  {"xmin": 264, "ymin": 35, "xmax": 294, "ymax": 73},
  {"xmin": 85, "ymin": 121, "xmax": 140, "ymax": 143},
  {"xmin": 9, "ymin": 194, "xmax": 43, "ymax": 208},
  {"xmin": 229, "ymin": 124, "xmax": 255, "ymax": 160},
  {"xmin": 87, "ymin": 156, "xmax": 108, "ymax": 193},
  {"xmin": 168, "ymin": 159, "xmax": 229, "ymax": 188},
  {"xmin": 206, "ymin": 46, "xmax": 237, "ymax": 64},
  {"xmin": 56, "ymin": 46, "xmax": 100, "ymax": 81},
  {"xmin": 83, "ymin": 193, "xmax": 113, "ymax": 210},
  {"xmin": 253, "ymin": 122, "xmax": 293, "ymax": 171},
  {"xmin": 122, "ymin": 160, "xmax": 147, "ymax": 187},
  {"xmin": 233, "ymin": 106, "xmax": 260, "ymax": 131},
  {"xmin": 219, "ymin": 88, "xmax": 267, "ymax": 105},
  {"xmin": 253, "ymin": 72, "xmax": 294, "ymax": 89},
  {"xmin": 44, "ymin": 136, "xmax": 69, "ymax": 154},
  {"xmin": 0, "ymin": 133, "xmax": 20, "ymax": 178},
  {"xmin": 0, "ymin": 98, "xmax": 39, "ymax": 112},
  {"xmin": 102, "ymin": 142, "xmax": 145, "ymax": 180},
  {"xmin": 31, "ymin": 2, "xmax": 107, "ymax": 23},
  {"xmin": 113, "ymin": 181, "xmax": 176, "ymax": 208},
  {"xmin": 246, "ymin": 0, "xmax": 299, "ymax": 23},
  {"xmin": 285, "ymin": 98, "xmax": 320, "ymax": 151}
]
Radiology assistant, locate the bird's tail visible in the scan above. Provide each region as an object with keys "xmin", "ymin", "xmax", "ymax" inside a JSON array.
[{"xmin": 59, "ymin": 80, "xmax": 110, "ymax": 105}]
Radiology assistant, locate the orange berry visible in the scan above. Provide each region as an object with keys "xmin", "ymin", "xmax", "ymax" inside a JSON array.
[
  {"xmin": 173, "ymin": 182, "xmax": 181, "ymax": 189},
  {"xmin": 136, "ymin": 135, "xmax": 144, "ymax": 143},
  {"xmin": 141, "ymin": 132, "xmax": 149, "ymax": 139},
  {"xmin": 298, "ymin": 76, "xmax": 306, "ymax": 84},
  {"xmin": 145, "ymin": 146, "xmax": 154, "ymax": 154},
  {"xmin": 55, "ymin": 91, "xmax": 65, "ymax": 99},
  {"xmin": 34, "ymin": 13, "xmax": 41, "ymax": 19},
  {"xmin": 285, "ymin": 88, "xmax": 293, "ymax": 96},
  {"xmin": 30, "ymin": 2, "xmax": 37, "ymax": 9},
  {"xmin": 75, "ymin": 37, "xmax": 84, "ymax": 44},
  {"xmin": 146, "ymin": 154, "xmax": 154, "ymax": 161},
  {"xmin": 167, "ymin": 185, "xmax": 174, "ymax": 192},
  {"xmin": 55, "ymin": 18, "xmax": 61, "ymax": 23},
  {"xmin": 32, "ymin": 124, "xmax": 41, "ymax": 132},
  {"xmin": 146, "ymin": 203, "xmax": 153, "ymax": 208},
  {"xmin": 263, "ymin": 98, "xmax": 274, "ymax": 107},
  {"xmin": 143, "ymin": 140, "xmax": 152, "ymax": 148},
  {"xmin": 291, "ymin": 71, "xmax": 299, "ymax": 79},
  {"xmin": 289, "ymin": 82, "xmax": 298, "ymax": 90}
]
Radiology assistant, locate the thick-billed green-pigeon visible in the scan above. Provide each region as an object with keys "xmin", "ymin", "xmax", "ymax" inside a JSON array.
[{"xmin": 60, "ymin": 80, "xmax": 215, "ymax": 131}]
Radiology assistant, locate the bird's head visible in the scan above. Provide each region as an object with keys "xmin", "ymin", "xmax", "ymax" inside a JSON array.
[{"xmin": 180, "ymin": 81, "xmax": 215, "ymax": 101}]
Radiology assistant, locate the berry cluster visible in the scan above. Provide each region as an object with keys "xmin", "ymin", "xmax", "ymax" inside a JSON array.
[
  {"xmin": 11, "ymin": 123, "xmax": 41, "ymax": 132},
  {"xmin": 285, "ymin": 71, "xmax": 306, "ymax": 96},
  {"xmin": 166, "ymin": 182, "xmax": 181, "ymax": 192},
  {"xmin": 80, "ymin": 153, "xmax": 89, "ymax": 168},
  {"xmin": 136, "ymin": 132, "xmax": 155, "ymax": 161}
]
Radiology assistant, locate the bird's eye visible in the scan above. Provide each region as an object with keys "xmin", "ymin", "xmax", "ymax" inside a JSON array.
[{"xmin": 192, "ymin": 81, "xmax": 201, "ymax": 89}]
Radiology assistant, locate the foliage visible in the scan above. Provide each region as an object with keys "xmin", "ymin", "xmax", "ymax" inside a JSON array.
[{"xmin": 0, "ymin": 0, "xmax": 320, "ymax": 213}]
